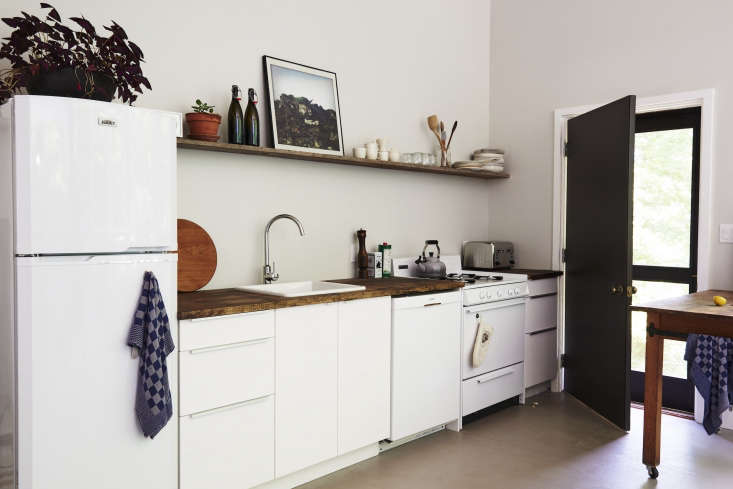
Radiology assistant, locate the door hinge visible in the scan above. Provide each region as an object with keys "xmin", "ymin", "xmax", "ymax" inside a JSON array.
[
  {"xmin": 563, "ymin": 141, "xmax": 569, "ymax": 157},
  {"xmin": 561, "ymin": 248, "xmax": 567, "ymax": 263},
  {"xmin": 560, "ymin": 354, "xmax": 568, "ymax": 368}
]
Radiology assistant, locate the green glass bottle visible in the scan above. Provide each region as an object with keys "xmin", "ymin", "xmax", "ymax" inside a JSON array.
[
  {"xmin": 228, "ymin": 85, "xmax": 244, "ymax": 144},
  {"xmin": 245, "ymin": 88, "xmax": 260, "ymax": 146}
]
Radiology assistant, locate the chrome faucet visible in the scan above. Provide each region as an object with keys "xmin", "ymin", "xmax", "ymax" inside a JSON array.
[{"xmin": 264, "ymin": 214, "xmax": 305, "ymax": 284}]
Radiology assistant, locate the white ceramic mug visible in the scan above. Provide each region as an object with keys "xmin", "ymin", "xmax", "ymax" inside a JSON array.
[
  {"xmin": 366, "ymin": 148, "xmax": 379, "ymax": 160},
  {"xmin": 389, "ymin": 150, "xmax": 400, "ymax": 162},
  {"xmin": 378, "ymin": 150, "xmax": 389, "ymax": 161},
  {"xmin": 377, "ymin": 138, "xmax": 388, "ymax": 151},
  {"xmin": 353, "ymin": 147, "xmax": 367, "ymax": 158},
  {"xmin": 366, "ymin": 141, "xmax": 378, "ymax": 152}
]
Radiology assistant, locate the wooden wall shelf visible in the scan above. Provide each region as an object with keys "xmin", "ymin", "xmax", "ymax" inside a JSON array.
[{"xmin": 177, "ymin": 138, "xmax": 509, "ymax": 180}]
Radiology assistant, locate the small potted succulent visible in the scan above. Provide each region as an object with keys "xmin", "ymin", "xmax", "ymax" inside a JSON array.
[
  {"xmin": 0, "ymin": 3, "xmax": 150, "ymax": 104},
  {"xmin": 186, "ymin": 99, "xmax": 221, "ymax": 142}
]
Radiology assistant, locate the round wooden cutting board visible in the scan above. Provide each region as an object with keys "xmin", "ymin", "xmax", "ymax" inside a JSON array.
[{"xmin": 177, "ymin": 219, "xmax": 217, "ymax": 292}]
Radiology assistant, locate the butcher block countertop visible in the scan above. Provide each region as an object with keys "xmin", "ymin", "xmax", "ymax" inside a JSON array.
[{"xmin": 178, "ymin": 277, "xmax": 464, "ymax": 320}]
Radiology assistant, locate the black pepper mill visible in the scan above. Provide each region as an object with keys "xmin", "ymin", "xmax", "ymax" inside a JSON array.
[{"xmin": 357, "ymin": 229, "xmax": 368, "ymax": 279}]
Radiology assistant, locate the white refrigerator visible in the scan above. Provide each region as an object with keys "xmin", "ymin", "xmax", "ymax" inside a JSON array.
[{"xmin": 0, "ymin": 96, "xmax": 181, "ymax": 489}]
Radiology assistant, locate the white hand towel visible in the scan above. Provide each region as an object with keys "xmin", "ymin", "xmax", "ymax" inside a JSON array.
[{"xmin": 472, "ymin": 320, "xmax": 494, "ymax": 368}]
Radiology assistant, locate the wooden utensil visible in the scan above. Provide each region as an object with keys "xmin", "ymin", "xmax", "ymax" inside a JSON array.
[
  {"xmin": 446, "ymin": 121, "xmax": 458, "ymax": 149},
  {"xmin": 427, "ymin": 114, "xmax": 444, "ymax": 149},
  {"xmin": 428, "ymin": 114, "xmax": 443, "ymax": 148},
  {"xmin": 178, "ymin": 218, "xmax": 217, "ymax": 292}
]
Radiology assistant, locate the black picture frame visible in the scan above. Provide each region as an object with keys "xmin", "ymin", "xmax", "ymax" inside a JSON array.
[{"xmin": 263, "ymin": 55, "xmax": 344, "ymax": 156}]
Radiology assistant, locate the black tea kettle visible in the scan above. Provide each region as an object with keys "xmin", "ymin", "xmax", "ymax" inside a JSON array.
[{"xmin": 415, "ymin": 240, "xmax": 447, "ymax": 279}]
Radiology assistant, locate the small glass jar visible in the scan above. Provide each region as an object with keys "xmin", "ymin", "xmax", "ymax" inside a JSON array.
[
  {"xmin": 400, "ymin": 153, "xmax": 412, "ymax": 164},
  {"xmin": 413, "ymin": 152, "xmax": 423, "ymax": 165}
]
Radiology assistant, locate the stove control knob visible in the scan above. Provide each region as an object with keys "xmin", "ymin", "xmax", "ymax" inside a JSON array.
[
  {"xmin": 514, "ymin": 287, "xmax": 520, "ymax": 295},
  {"xmin": 497, "ymin": 290, "xmax": 503, "ymax": 298},
  {"xmin": 508, "ymin": 289, "xmax": 514, "ymax": 296}
]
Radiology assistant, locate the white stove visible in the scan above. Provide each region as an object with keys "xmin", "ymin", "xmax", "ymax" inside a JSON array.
[
  {"xmin": 393, "ymin": 254, "xmax": 529, "ymax": 422},
  {"xmin": 392, "ymin": 255, "xmax": 529, "ymax": 305}
]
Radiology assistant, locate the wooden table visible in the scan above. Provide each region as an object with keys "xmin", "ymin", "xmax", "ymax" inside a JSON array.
[{"xmin": 630, "ymin": 289, "xmax": 733, "ymax": 479}]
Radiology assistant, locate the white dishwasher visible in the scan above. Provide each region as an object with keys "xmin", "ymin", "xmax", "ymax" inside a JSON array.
[{"xmin": 389, "ymin": 290, "xmax": 461, "ymax": 441}]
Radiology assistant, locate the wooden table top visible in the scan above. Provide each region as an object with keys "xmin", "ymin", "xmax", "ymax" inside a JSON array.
[
  {"xmin": 630, "ymin": 289, "xmax": 733, "ymax": 320},
  {"xmin": 178, "ymin": 277, "xmax": 464, "ymax": 320}
]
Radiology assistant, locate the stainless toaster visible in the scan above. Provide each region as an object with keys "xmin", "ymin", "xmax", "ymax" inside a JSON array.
[{"xmin": 462, "ymin": 241, "xmax": 515, "ymax": 269}]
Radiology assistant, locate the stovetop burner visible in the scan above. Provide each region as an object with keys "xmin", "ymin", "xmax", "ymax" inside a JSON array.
[{"xmin": 444, "ymin": 273, "xmax": 504, "ymax": 284}]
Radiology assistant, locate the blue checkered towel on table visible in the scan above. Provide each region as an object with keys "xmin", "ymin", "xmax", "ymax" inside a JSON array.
[
  {"xmin": 685, "ymin": 334, "xmax": 733, "ymax": 434},
  {"xmin": 127, "ymin": 271, "xmax": 175, "ymax": 439}
]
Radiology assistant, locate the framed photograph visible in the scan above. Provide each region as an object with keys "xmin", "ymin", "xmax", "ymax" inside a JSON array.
[{"xmin": 263, "ymin": 56, "xmax": 344, "ymax": 156}]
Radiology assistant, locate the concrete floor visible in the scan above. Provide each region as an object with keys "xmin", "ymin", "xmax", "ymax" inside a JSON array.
[{"xmin": 300, "ymin": 392, "xmax": 733, "ymax": 489}]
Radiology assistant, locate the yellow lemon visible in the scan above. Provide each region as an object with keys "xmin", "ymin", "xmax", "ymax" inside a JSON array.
[{"xmin": 713, "ymin": 295, "xmax": 727, "ymax": 306}]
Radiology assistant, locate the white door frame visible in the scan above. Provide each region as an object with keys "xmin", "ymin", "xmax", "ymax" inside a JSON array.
[{"xmin": 551, "ymin": 89, "xmax": 715, "ymax": 393}]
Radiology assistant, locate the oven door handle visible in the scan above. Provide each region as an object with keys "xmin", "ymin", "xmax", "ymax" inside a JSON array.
[{"xmin": 465, "ymin": 297, "xmax": 527, "ymax": 314}]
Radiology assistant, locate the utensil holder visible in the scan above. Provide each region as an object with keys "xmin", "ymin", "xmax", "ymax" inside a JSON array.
[{"xmin": 438, "ymin": 147, "xmax": 451, "ymax": 167}]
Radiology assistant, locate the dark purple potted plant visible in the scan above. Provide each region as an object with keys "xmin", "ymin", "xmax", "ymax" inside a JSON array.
[{"xmin": 0, "ymin": 3, "xmax": 150, "ymax": 104}]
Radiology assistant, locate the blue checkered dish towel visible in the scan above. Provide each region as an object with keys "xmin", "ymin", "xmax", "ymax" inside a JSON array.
[
  {"xmin": 685, "ymin": 334, "xmax": 733, "ymax": 434},
  {"xmin": 127, "ymin": 271, "xmax": 175, "ymax": 439}
]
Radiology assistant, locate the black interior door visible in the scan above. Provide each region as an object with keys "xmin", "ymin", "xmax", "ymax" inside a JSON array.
[{"xmin": 564, "ymin": 95, "xmax": 636, "ymax": 431}]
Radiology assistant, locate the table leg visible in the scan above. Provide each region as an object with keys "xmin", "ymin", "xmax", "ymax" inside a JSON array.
[{"xmin": 643, "ymin": 312, "xmax": 663, "ymax": 478}]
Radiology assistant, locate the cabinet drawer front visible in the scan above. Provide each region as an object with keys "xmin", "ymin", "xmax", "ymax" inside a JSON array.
[
  {"xmin": 179, "ymin": 310, "xmax": 274, "ymax": 351},
  {"xmin": 180, "ymin": 338, "xmax": 274, "ymax": 416},
  {"xmin": 525, "ymin": 294, "xmax": 557, "ymax": 333},
  {"xmin": 527, "ymin": 278, "xmax": 558, "ymax": 297},
  {"xmin": 462, "ymin": 363, "xmax": 524, "ymax": 416},
  {"xmin": 180, "ymin": 394, "xmax": 274, "ymax": 489},
  {"xmin": 524, "ymin": 329, "xmax": 558, "ymax": 387}
]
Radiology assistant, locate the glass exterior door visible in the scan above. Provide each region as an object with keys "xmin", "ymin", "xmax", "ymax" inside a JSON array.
[{"xmin": 630, "ymin": 107, "xmax": 700, "ymax": 412}]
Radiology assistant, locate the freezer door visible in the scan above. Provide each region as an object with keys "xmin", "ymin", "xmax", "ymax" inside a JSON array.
[
  {"xmin": 15, "ymin": 254, "xmax": 178, "ymax": 489},
  {"xmin": 13, "ymin": 96, "xmax": 178, "ymax": 254}
]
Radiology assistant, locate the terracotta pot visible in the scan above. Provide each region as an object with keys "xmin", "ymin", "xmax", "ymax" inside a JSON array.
[
  {"xmin": 26, "ymin": 66, "xmax": 116, "ymax": 102},
  {"xmin": 185, "ymin": 112, "xmax": 222, "ymax": 142}
]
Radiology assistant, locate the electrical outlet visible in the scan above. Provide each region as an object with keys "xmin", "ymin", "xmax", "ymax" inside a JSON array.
[{"xmin": 720, "ymin": 224, "xmax": 733, "ymax": 243}]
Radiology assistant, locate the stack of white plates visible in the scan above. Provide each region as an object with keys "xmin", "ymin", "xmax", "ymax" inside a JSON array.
[
  {"xmin": 451, "ymin": 160, "xmax": 505, "ymax": 173},
  {"xmin": 452, "ymin": 148, "xmax": 506, "ymax": 172}
]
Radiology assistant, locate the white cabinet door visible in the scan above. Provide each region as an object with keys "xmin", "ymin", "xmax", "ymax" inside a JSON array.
[
  {"xmin": 337, "ymin": 297, "xmax": 391, "ymax": 454},
  {"xmin": 180, "ymin": 394, "xmax": 274, "ymax": 489},
  {"xmin": 275, "ymin": 303, "xmax": 338, "ymax": 477}
]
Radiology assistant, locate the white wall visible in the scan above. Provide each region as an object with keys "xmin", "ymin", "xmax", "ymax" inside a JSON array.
[
  {"xmin": 489, "ymin": 0, "xmax": 733, "ymax": 288},
  {"xmin": 0, "ymin": 0, "xmax": 493, "ymax": 288}
]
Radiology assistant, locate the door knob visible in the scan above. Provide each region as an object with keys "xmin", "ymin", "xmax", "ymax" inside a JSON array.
[
  {"xmin": 610, "ymin": 285, "xmax": 623, "ymax": 295},
  {"xmin": 626, "ymin": 285, "xmax": 638, "ymax": 298}
]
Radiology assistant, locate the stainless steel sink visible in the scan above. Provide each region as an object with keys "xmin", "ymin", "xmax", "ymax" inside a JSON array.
[{"xmin": 237, "ymin": 281, "xmax": 366, "ymax": 298}]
